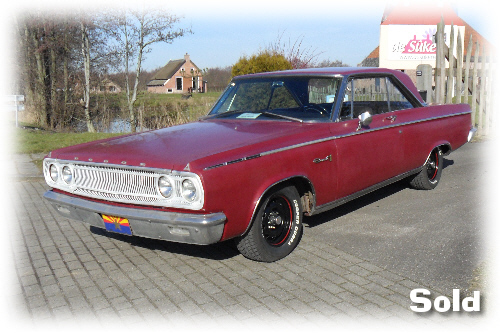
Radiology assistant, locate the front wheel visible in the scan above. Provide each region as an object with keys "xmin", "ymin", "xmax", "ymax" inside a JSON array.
[
  {"xmin": 236, "ymin": 186, "xmax": 303, "ymax": 262},
  {"xmin": 409, "ymin": 148, "xmax": 443, "ymax": 190}
]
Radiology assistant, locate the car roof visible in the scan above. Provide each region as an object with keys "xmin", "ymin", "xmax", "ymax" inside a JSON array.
[
  {"xmin": 235, "ymin": 67, "xmax": 424, "ymax": 104},
  {"xmin": 237, "ymin": 67, "xmax": 401, "ymax": 78}
]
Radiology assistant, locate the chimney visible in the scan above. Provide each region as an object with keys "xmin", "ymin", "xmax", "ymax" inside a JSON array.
[{"xmin": 184, "ymin": 53, "xmax": 190, "ymax": 62}]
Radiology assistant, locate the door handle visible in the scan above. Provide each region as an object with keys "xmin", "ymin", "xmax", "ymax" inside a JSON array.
[{"xmin": 385, "ymin": 115, "xmax": 397, "ymax": 122}]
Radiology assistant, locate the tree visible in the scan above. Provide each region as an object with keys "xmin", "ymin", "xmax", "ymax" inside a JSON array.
[
  {"xmin": 79, "ymin": 19, "xmax": 97, "ymax": 132},
  {"xmin": 231, "ymin": 51, "xmax": 292, "ymax": 77},
  {"xmin": 267, "ymin": 32, "xmax": 323, "ymax": 69},
  {"xmin": 315, "ymin": 59, "xmax": 350, "ymax": 68},
  {"xmin": 203, "ymin": 66, "xmax": 232, "ymax": 91},
  {"xmin": 78, "ymin": 11, "xmax": 117, "ymax": 132},
  {"xmin": 18, "ymin": 11, "xmax": 96, "ymax": 130},
  {"xmin": 112, "ymin": 7, "xmax": 191, "ymax": 132}
]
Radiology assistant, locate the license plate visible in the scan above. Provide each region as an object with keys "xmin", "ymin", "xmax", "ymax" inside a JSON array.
[{"xmin": 102, "ymin": 215, "xmax": 132, "ymax": 235}]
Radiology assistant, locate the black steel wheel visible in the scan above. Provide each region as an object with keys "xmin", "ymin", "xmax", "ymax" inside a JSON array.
[{"xmin": 236, "ymin": 186, "xmax": 303, "ymax": 262}]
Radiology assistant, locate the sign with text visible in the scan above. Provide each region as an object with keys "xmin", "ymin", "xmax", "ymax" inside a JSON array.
[{"xmin": 386, "ymin": 25, "xmax": 456, "ymax": 62}]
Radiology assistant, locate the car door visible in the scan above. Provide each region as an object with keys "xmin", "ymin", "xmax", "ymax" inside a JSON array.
[{"xmin": 330, "ymin": 76, "xmax": 404, "ymax": 199}]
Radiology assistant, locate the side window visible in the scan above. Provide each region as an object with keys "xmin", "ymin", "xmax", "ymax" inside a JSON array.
[
  {"xmin": 386, "ymin": 79, "xmax": 414, "ymax": 111},
  {"xmin": 339, "ymin": 77, "xmax": 389, "ymax": 121},
  {"xmin": 338, "ymin": 76, "xmax": 415, "ymax": 121}
]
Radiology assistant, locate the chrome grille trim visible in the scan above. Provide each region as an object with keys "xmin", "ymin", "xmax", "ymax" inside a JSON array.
[
  {"xmin": 43, "ymin": 159, "xmax": 204, "ymax": 210},
  {"xmin": 72, "ymin": 165, "xmax": 159, "ymax": 198}
]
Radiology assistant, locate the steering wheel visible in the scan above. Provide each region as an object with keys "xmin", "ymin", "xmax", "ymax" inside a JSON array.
[{"xmin": 303, "ymin": 104, "xmax": 328, "ymax": 117}]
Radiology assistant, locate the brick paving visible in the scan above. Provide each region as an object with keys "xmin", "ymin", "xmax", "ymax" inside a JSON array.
[{"xmin": 7, "ymin": 154, "xmax": 488, "ymax": 329}]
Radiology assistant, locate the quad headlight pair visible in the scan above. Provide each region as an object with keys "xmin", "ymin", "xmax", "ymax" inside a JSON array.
[
  {"xmin": 158, "ymin": 176, "xmax": 198, "ymax": 202},
  {"xmin": 49, "ymin": 164, "xmax": 73, "ymax": 184}
]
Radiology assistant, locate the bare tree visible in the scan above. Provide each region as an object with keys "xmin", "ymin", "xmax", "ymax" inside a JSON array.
[
  {"xmin": 19, "ymin": 11, "xmax": 91, "ymax": 130},
  {"xmin": 315, "ymin": 59, "xmax": 351, "ymax": 68},
  {"xmin": 203, "ymin": 66, "xmax": 232, "ymax": 91},
  {"xmin": 79, "ymin": 19, "xmax": 96, "ymax": 132},
  {"xmin": 112, "ymin": 7, "xmax": 191, "ymax": 132},
  {"xmin": 267, "ymin": 32, "xmax": 323, "ymax": 69}
]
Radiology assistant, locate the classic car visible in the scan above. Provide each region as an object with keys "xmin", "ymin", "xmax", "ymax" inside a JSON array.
[{"xmin": 43, "ymin": 67, "xmax": 476, "ymax": 262}]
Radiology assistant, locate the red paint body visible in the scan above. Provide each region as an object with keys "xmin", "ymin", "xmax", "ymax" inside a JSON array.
[{"xmin": 48, "ymin": 68, "xmax": 472, "ymax": 243}]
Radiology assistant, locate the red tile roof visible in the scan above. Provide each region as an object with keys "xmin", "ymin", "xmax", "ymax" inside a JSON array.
[
  {"xmin": 362, "ymin": 3, "xmax": 495, "ymax": 61},
  {"xmin": 381, "ymin": 3, "xmax": 465, "ymax": 26}
]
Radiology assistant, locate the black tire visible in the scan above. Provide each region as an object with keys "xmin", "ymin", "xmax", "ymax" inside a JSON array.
[
  {"xmin": 409, "ymin": 148, "xmax": 443, "ymax": 190},
  {"xmin": 236, "ymin": 186, "xmax": 303, "ymax": 262}
]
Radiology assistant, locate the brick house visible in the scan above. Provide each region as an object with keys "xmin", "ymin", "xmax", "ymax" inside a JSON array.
[
  {"xmin": 92, "ymin": 78, "xmax": 122, "ymax": 94},
  {"xmin": 146, "ymin": 53, "xmax": 206, "ymax": 94}
]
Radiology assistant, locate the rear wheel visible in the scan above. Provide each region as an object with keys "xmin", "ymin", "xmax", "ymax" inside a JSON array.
[
  {"xmin": 410, "ymin": 148, "xmax": 443, "ymax": 190},
  {"xmin": 236, "ymin": 186, "xmax": 303, "ymax": 262}
]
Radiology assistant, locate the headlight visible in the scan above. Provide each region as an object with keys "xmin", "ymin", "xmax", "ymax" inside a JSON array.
[
  {"xmin": 181, "ymin": 179, "xmax": 197, "ymax": 202},
  {"xmin": 158, "ymin": 176, "xmax": 173, "ymax": 198},
  {"xmin": 62, "ymin": 166, "xmax": 73, "ymax": 184},
  {"xmin": 49, "ymin": 164, "xmax": 59, "ymax": 182}
]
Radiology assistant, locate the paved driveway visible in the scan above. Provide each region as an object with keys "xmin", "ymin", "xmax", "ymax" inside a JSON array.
[{"xmin": 8, "ymin": 142, "xmax": 488, "ymax": 328}]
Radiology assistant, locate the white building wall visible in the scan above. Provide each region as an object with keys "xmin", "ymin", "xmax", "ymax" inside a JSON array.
[{"xmin": 379, "ymin": 24, "xmax": 465, "ymax": 70}]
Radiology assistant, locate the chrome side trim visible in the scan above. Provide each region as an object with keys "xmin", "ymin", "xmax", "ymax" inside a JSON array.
[
  {"xmin": 311, "ymin": 167, "xmax": 422, "ymax": 216},
  {"xmin": 203, "ymin": 111, "xmax": 471, "ymax": 170}
]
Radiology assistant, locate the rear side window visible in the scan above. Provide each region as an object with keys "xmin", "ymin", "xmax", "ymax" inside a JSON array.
[
  {"xmin": 338, "ymin": 76, "xmax": 414, "ymax": 121},
  {"xmin": 386, "ymin": 78, "xmax": 414, "ymax": 111}
]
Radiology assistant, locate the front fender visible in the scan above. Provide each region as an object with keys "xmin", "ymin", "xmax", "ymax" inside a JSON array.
[{"xmin": 200, "ymin": 143, "xmax": 334, "ymax": 241}]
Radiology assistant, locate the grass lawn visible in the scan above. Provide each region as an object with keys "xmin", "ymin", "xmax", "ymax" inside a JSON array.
[{"xmin": 16, "ymin": 127, "xmax": 125, "ymax": 155}]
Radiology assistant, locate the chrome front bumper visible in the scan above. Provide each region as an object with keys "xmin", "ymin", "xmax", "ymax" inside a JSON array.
[{"xmin": 44, "ymin": 190, "xmax": 226, "ymax": 245}]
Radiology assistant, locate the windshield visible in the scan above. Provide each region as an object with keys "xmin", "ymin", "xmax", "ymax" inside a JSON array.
[{"xmin": 208, "ymin": 76, "xmax": 342, "ymax": 122}]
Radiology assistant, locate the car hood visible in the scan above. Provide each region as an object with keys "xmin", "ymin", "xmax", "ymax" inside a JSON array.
[{"xmin": 50, "ymin": 120, "xmax": 321, "ymax": 172}]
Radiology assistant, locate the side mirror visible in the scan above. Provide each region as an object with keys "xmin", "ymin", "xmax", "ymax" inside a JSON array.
[{"xmin": 357, "ymin": 111, "xmax": 372, "ymax": 131}]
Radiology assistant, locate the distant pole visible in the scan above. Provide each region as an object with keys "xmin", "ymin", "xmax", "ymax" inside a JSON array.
[{"xmin": 15, "ymin": 96, "xmax": 19, "ymax": 127}]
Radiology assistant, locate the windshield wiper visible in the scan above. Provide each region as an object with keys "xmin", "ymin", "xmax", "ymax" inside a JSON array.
[
  {"xmin": 200, "ymin": 110, "xmax": 244, "ymax": 120},
  {"xmin": 201, "ymin": 110, "xmax": 303, "ymax": 123},
  {"xmin": 260, "ymin": 111, "xmax": 303, "ymax": 123}
]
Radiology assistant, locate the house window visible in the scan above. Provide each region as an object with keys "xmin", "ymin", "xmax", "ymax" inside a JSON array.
[
  {"xmin": 176, "ymin": 77, "xmax": 183, "ymax": 91},
  {"xmin": 192, "ymin": 77, "xmax": 197, "ymax": 90},
  {"xmin": 167, "ymin": 89, "xmax": 173, "ymax": 93}
]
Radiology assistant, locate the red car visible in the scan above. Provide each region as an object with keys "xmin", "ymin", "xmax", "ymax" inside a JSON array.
[{"xmin": 43, "ymin": 68, "xmax": 475, "ymax": 262}]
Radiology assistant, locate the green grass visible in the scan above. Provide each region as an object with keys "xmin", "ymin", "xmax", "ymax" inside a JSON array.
[{"xmin": 16, "ymin": 128, "xmax": 124, "ymax": 155}]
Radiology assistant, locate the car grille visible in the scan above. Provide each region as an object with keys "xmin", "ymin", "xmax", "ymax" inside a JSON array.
[
  {"xmin": 44, "ymin": 158, "xmax": 204, "ymax": 209},
  {"xmin": 72, "ymin": 164, "xmax": 160, "ymax": 203},
  {"xmin": 70, "ymin": 164, "xmax": 166, "ymax": 205}
]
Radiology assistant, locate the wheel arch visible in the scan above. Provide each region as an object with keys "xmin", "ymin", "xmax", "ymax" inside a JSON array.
[
  {"xmin": 244, "ymin": 175, "xmax": 316, "ymax": 236},
  {"xmin": 437, "ymin": 142, "xmax": 452, "ymax": 156}
]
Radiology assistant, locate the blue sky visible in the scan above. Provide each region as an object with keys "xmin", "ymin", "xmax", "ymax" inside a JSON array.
[
  {"xmin": 5, "ymin": 0, "xmax": 496, "ymax": 72},
  {"xmin": 141, "ymin": 0, "xmax": 496, "ymax": 71}
]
